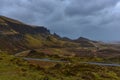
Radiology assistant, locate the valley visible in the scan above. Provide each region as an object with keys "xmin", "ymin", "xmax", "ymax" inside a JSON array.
[{"xmin": 0, "ymin": 16, "xmax": 120, "ymax": 80}]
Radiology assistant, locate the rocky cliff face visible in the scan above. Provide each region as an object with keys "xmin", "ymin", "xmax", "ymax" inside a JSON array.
[
  {"xmin": 0, "ymin": 16, "xmax": 50, "ymax": 35},
  {"xmin": 0, "ymin": 16, "xmax": 51, "ymax": 53}
]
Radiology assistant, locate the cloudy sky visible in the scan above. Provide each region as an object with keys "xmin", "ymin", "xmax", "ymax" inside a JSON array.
[{"xmin": 0, "ymin": 0, "xmax": 120, "ymax": 41}]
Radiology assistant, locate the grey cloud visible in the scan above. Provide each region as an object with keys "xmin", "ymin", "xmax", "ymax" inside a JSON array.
[
  {"xmin": 0, "ymin": 0, "xmax": 120, "ymax": 41},
  {"xmin": 65, "ymin": 0, "xmax": 119, "ymax": 16}
]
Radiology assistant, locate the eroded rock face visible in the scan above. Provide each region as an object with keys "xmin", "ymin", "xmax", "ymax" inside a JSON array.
[
  {"xmin": 0, "ymin": 16, "xmax": 50, "ymax": 35},
  {"xmin": 0, "ymin": 16, "xmax": 51, "ymax": 53}
]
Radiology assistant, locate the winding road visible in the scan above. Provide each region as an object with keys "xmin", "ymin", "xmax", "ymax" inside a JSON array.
[
  {"xmin": 15, "ymin": 50, "xmax": 120, "ymax": 67},
  {"xmin": 83, "ymin": 62, "xmax": 120, "ymax": 67}
]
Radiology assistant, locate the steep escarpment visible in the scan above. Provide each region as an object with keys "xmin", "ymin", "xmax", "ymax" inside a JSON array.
[
  {"xmin": 0, "ymin": 16, "xmax": 51, "ymax": 53},
  {"xmin": 0, "ymin": 16, "xmax": 50, "ymax": 35}
]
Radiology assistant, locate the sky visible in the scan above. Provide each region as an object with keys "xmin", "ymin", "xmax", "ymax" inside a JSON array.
[{"xmin": 0, "ymin": 0, "xmax": 120, "ymax": 41}]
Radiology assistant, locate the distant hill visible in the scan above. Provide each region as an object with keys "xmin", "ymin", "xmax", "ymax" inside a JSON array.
[{"xmin": 72, "ymin": 37, "xmax": 97, "ymax": 47}]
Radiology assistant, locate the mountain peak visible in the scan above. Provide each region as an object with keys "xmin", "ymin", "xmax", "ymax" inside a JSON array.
[{"xmin": 76, "ymin": 37, "xmax": 90, "ymax": 41}]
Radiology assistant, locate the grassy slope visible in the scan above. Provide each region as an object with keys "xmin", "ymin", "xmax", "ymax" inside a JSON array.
[{"xmin": 0, "ymin": 52, "xmax": 120, "ymax": 80}]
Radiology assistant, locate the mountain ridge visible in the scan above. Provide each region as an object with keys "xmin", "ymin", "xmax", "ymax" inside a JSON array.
[
  {"xmin": 0, "ymin": 16, "xmax": 120, "ymax": 58},
  {"xmin": 0, "ymin": 16, "xmax": 50, "ymax": 35}
]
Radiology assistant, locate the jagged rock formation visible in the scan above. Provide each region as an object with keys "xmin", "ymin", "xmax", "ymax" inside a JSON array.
[
  {"xmin": 0, "ymin": 16, "xmax": 51, "ymax": 53},
  {"xmin": 0, "ymin": 16, "xmax": 50, "ymax": 35}
]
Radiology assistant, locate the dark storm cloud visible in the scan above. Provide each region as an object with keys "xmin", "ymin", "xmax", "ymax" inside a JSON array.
[
  {"xmin": 0, "ymin": 0, "xmax": 120, "ymax": 41},
  {"xmin": 65, "ymin": 0, "xmax": 119, "ymax": 16}
]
